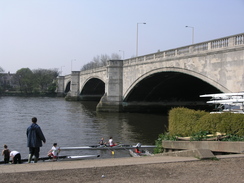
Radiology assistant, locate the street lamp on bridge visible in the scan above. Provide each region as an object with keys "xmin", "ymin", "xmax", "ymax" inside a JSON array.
[
  {"xmin": 71, "ymin": 59, "xmax": 76, "ymax": 72},
  {"xmin": 119, "ymin": 50, "xmax": 125, "ymax": 59},
  {"xmin": 136, "ymin": 22, "xmax": 146, "ymax": 56},
  {"xmin": 185, "ymin": 25, "xmax": 194, "ymax": 44},
  {"xmin": 60, "ymin": 66, "xmax": 65, "ymax": 76}
]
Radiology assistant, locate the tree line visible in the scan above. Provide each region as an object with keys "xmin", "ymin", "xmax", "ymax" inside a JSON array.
[
  {"xmin": 0, "ymin": 53, "xmax": 122, "ymax": 95},
  {"xmin": 0, "ymin": 68, "xmax": 58, "ymax": 95}
]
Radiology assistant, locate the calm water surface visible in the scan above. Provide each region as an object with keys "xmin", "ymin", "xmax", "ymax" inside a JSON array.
[{"xmin": 0, "ymin": 97, "xmax": 167, "ymax": 159}]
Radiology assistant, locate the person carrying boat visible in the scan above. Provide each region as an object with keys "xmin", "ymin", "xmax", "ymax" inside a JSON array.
[
  {"xmin": 48, "ymin": 143, "xmax": 60, "ymax": 161},
  {"xmin": 2, "ymin": 144, "xmax": 10, "ymax": 164},
  {"xmin": 10, "ymin": 150, "xmax": 22, "ymax": 164}
]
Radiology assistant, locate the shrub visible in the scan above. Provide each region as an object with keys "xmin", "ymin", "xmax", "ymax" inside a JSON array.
[
  {"xmin": 168, "ymin": 107, "xmax": 244, "ymax": 136},
  {"xmin": 169, "ymin": 107, "xmax": 208, "ymax": 136}
]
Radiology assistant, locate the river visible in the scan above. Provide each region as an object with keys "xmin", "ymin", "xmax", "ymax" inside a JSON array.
[{"xmin": 0, "ymin": 97, "xmax": 167, "ymax": 159}]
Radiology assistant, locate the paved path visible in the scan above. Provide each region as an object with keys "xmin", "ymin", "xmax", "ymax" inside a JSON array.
[{"xmin": 1, "ymin": 154, "xmax": 244, "ymax": 174}]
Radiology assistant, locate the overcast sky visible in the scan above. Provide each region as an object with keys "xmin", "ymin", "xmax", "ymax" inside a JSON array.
[{"xmin": 1, "ymin": 0, "xmax": 244, "ymax": 75}]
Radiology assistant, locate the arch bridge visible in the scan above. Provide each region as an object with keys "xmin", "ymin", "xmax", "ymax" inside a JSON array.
[{"xmin": 57, "ymin": 33, "xmax": 244, "ymax": 112}]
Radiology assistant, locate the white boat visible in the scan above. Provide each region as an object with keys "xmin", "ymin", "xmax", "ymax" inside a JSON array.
[
  {"xmin": 200, "ymin": 92, "xmax": 244, "ymax": 114},
  {"xmin": 129, "ymin": 149, "xmax": 153, "ymax": 157},
  {"xmin": 60, "ymin": 144, "xmax": 156, "ymax": 151},
  {"xmin": 200, "ymin": 92, "xmax": 244, "ymax": 99},
  {"xmin": 206, "ymin": 98, "xmax": 244, "ymax": 104},
  {"xmin": 55, "ymin": 155, "xmax": 100, "ymax": 161},
  {"xmin": 0, "ymin": 154, "xmax": 100, "ymax": 164}
]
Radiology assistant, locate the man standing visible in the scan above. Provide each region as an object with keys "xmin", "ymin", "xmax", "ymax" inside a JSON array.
[{"xmin": 26, "ymin": 117, "xmax": 46, "ymax": 163}]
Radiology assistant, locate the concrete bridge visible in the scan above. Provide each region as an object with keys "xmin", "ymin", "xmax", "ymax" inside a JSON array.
[{"xmin": 57, "ymin": 33, "xmax": 244, "ymax": 112}]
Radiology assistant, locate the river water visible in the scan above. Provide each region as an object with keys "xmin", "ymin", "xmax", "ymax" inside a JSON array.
[{"xmin": 0, "ymin": 97, "xmax": 167, "ymax": 160}]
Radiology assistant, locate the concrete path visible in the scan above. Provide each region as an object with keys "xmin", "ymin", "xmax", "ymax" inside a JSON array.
[
  {"xmin": 1, "ymin": 154, "xmax": 244, "ymax": 174},
  {"xmin": 0, "ymin": 155, "xmax": 198, "ymax": 173}
]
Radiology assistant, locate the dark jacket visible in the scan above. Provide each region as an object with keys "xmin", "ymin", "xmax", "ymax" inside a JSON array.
[{"xmin": 26, "ymin": 123, "xmax": 46, "ymax": 147}]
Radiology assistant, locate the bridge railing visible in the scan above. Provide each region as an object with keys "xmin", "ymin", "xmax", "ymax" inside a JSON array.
[
  {"xmin": 65, "ymin": 33, "xmax": 244, "ymax": 73},
  {"xmin": 78, "ymin": 66, "xmax": 106, "ymax": 76},
  {"xmin": 124, "ymin": 32, "xmax": 244, "ymax": 64}
]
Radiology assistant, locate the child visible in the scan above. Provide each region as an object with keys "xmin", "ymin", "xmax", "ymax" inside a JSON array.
[
  {"xmin": 48, "ymin": 143, "xmax": 60, "ymax": 161},
  {"xmin": 10, "ymin": 150, "xmax": 22, "ymax": 164},
  {"xmin": 2, "ymin": 145, "xmax": 10, "ymax": 164}
]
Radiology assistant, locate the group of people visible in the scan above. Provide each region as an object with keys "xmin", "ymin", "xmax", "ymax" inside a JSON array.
[
  {"xmin": 99, "ymin": 137, "xmax": 117, "ymax": 147},
  {"xmin": 2, "ymin": 116, "xmax": 119, "ymax": 164},
  {"xmin": 1, "ymin": 145, "xmax": 21, "ymax": 164},
  {"xmin": 2, "ymin": 117, "xmax": 59, "ymax": 164}
]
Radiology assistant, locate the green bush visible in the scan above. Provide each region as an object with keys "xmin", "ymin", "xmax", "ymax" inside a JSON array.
[
  {"xmin": 154, "ymin": 133, "xmax": 178, "ymax": 153},
  {"xmin": 168, "ymin": 107, "xmax": 244, "ymax": 137},
  {"xmin": 169, "ymin": 107, "xmax": 208, "ymax": 136}
]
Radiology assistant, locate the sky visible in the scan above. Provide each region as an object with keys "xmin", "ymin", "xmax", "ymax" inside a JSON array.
[{"xmin": 0, "ymin": 0, "xmax": 244, "ymax": 75}]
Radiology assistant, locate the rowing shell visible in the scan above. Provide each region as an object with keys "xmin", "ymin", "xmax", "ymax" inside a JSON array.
[
  {"xmin": 54, "ymin": 155, "xmax": 100, "ymax": 161},
  {"xmin": 129, "ymin": 149, "xmax": 153, "ymax": 157},
  {"xmin": 0, "ymin": 155, "xmax": 100, "ymax": 164},
  {"xmin": 207, "ymin": 98, "xmax": 244, "ymax": 104},
  {"xmin": 200, "ymin": 92, "xmax": 244, "ymax": 98},
  {"xmin": 60, "ymin": 144, "xmax": 156, "ymax": 151}
]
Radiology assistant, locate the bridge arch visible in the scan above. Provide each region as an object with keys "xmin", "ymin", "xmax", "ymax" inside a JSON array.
[
  {"xmin": 80, "ymin": 76, "xmax": 105, "ymax": 92},
  {"xmin": 64, "ymin": 81, "xmax": 71, "ymax": 93},
  {"xmin": 123, "ymin": 67, "xmax": 226, "ymax": 102},
  {"xmin": 79, "ymin": 77, "xmax": 105, "ymax": 101}
]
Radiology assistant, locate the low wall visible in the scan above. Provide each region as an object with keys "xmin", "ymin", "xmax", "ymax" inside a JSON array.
[{"xmin": 162, "ymin": 141, "xmax": 244, "ymax": 154}]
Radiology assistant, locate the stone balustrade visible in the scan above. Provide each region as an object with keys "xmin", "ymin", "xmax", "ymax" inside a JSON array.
[{"xmin": 124, "ymin": 33, "xmax": 244, "ymax": 65}]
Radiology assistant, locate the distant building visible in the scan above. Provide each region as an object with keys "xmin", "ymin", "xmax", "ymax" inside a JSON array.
[{"xmin": 0, "ymin": 72, "xmax": 19, "ymax": 90}]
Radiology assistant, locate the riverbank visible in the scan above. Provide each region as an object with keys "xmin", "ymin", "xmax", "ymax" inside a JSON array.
[
  {"xmin": 0, "ymin": 92, "xmax": 57, "ymax": 97},
  {"xmin": 0, "ymin": 154, "xmax": 244, "ymax": 183}
]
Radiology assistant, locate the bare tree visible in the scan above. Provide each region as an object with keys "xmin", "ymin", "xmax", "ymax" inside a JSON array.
[
  {"xmin": 81, "ymin": 53, "xmax": 122, "ymax": 71},
  {"xmin": 100, "ymin": 54, "xmax": 110, "ymax": 66},
  {"xmin": 111, "ymin": 53, "xmax": 121, "ymax": 60}
]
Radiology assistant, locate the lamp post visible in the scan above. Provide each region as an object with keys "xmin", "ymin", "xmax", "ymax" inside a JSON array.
[
  {"xmin": 60, "ymin": 66, "xmax": 65, "ymax": 76},
  {"xmin": 71, "ymin": 59, "xmax": 76, "ymax": 72},
  {"xmin": 136, "ymin": 22, "xmax": 146, "ymax": 56},
  {"xmin": 119, "ymin": 50, "xmax": 124, "ymax": 59},
  {"xmin": 185, "ymin": 26, "xmax": 194, "ymax": 44}
]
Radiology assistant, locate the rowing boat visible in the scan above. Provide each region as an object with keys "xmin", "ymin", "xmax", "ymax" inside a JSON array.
[
  {"xmin": 129, "ymin": 149, "xmax": 153, "ymax": 157},
  {"xmin": 0, "ymin": 154, "xmax": 100, "ymax": 164},
  {"xmin": 60, "ymin": 144, "xmax": 156, "ymax": 151},
  {"xmin": 49, "ymin": 155, "xmax": 100, "ymax": 161}
]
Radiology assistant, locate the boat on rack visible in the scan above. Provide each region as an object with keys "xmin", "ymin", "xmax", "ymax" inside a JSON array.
[
  {"xmin": 0, "ymin": 154, "xmax": 100, "ymax": 164},
  {"xmin": 60, "ymin": 144, "xmax": 156, "ymax": 151},
  {"xmin": 200, "ymin": 92, "xmax": 244, "ymax": 114}
]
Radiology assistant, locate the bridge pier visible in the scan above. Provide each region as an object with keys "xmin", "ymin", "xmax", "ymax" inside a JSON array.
[
  {"xmin": 56, "ymin": 76, "xmax": 65, "ymax": 97},
  {"xmin": 65, "ymin": 71, "xmax": 80, "ymax": 101},
  {"xmin": 96, "ymin": 60, "xmax": 123, "ymax": 112}
]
